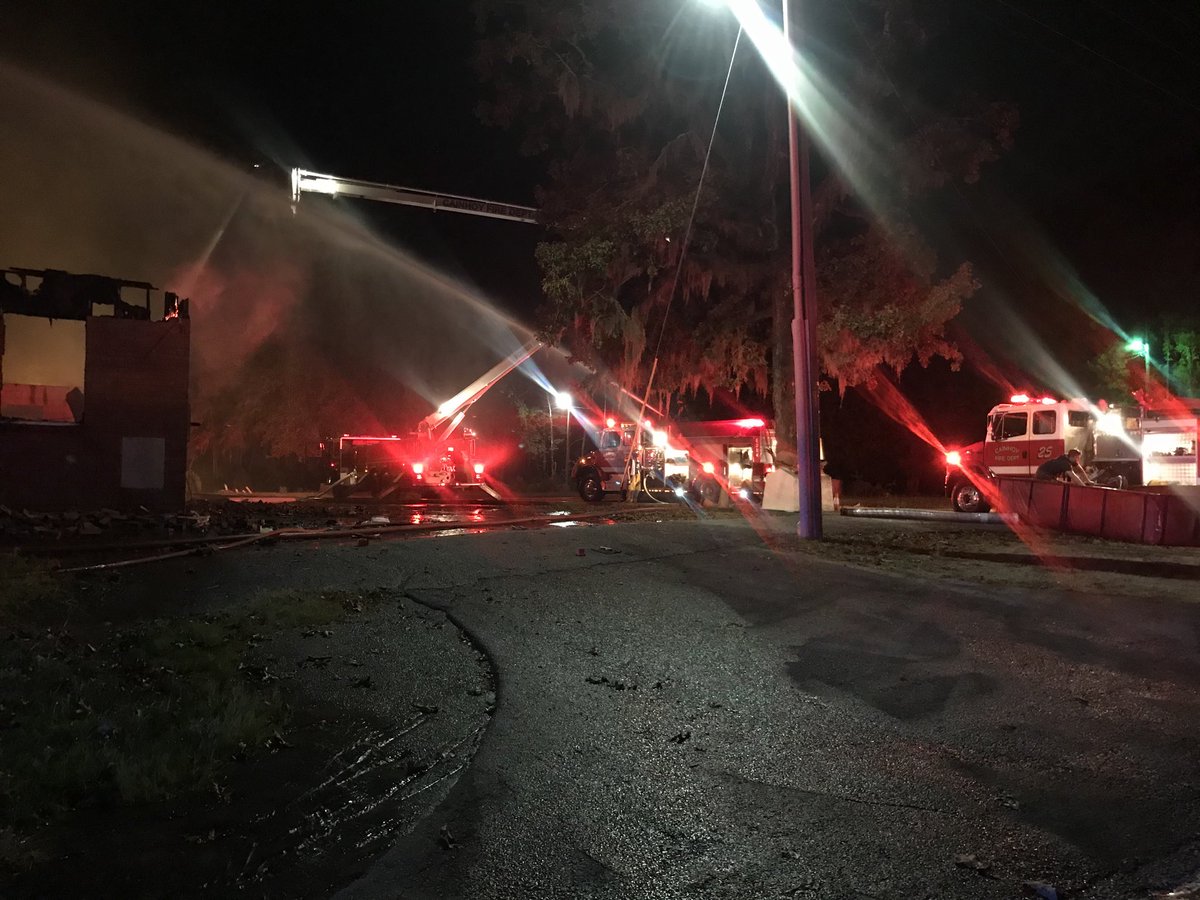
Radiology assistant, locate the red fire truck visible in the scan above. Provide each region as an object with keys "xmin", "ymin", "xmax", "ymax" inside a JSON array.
[
  {"xmin": 570, "ymin": 419, "xmax": 686, "ymax": 501},
  {"xmin": 333, "ymin": 427, "xmax": 487, "ymax": 499},
  {"xmin": 324, "ymin": 342, "xmax": 539, "ymax": 500},
  {"xmin": 673, "ymin": 418, "xmax": 776, "ymax": 504},
  {"xmin": 944, "ymin": 394, "xmax": 1141, "ymax": 512},
  {"xmin": 571, "ymin": 416, "xmax": 775, "ymax": 504}
]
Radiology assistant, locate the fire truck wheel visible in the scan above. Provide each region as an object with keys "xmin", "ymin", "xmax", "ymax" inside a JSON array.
[
  {"xmin": 698, "ymin": 479, "xmax": 721, "ymax": 506},
  {"xmin": 578, "ymin": 471, "xmax": 604, "ymax": 502},
  {"xmin": 951, "ymin": 482, "xmax": 989, "ymax": 514}
]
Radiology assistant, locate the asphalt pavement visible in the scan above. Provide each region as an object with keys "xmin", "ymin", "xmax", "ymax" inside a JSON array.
[
  {"xmin": 123, "ymin": 511, "xmax": 1200, "ymax": 899},
  {"xmin": 321, "ymin": 514, "xmax": 1199, "ymax": 900}
]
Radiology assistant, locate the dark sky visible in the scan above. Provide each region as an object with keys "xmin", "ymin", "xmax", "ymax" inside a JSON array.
[
  {"xmin": 7, "ymin": 0, "xmax": 1195, "ymax": 317},
  {"xmin": 3, "ymin": 0, "xmax": 1198, "ymax": 445},
  {"xmin": 1, "ymin": 0, "xmax": 545, "ymax": 315},
  {"xmin": 6, "ymin": 0, "xmax": 1198, "ymax": 311}
]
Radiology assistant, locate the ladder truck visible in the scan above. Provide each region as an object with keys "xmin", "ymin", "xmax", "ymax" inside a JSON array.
[{"xmin": 293, "ymin": 167, "xmax": 540, "ymax": 500}]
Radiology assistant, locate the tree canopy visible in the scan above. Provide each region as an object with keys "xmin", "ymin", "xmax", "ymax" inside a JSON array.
[{"xmin": 475, "ymin": 0, "xmax": 1016, "ymax": 443}]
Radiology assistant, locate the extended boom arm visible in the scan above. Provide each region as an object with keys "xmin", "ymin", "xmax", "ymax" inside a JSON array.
[
  {"xmin": 290, "ymin": 168, "xmax": 538, "ymax": 224},
  {"xmin": 422, "ymin": 340, "xmax": 543, "ymax": 444}
]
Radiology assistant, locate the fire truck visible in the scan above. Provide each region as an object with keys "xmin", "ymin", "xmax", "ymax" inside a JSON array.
[
  {"xmin": 324, "ymin": 341, "xmax": 540, "ymax": 500},
  {"xmin": 334, "ymin": 427, "xmax": 485, "ymax": 498},
  {"xmin": 570, "ymin": 419, "xmax": 688, "ymax": 501},
  {"xmin": 571, "ymin": 416, "xmax": 775, "ymax": 504},
  {"xmin": 943, "ymin": 394, "xmax": 1142, "ymax": 513},
  {"xmin": 673, "ymin": 418, "xmax": 776, "ymax": 504},
  {"xmin": 1139, "ymin": 400, "xmax": 1199, "ymax": 486}
]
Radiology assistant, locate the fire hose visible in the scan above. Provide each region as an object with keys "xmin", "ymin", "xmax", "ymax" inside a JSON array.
[{"xmin": 52, "ymin": 509, "xmax": 655, "ymax": 574}]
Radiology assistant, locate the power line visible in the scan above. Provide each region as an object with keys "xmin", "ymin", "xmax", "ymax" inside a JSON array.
[{"xmin": 987, "ymin": 0, "xmax": 1200, "ymax": 116}]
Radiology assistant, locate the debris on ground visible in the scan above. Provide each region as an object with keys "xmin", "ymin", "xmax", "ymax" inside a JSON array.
[{"xmin": 953, "ymin": 853, "xmax": 995, "ymax": 877}]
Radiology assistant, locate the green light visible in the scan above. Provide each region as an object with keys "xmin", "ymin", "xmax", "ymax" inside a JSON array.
[{"xmin": 1125, "ymin": 338, "xmax": 1147, "ymax": 354}]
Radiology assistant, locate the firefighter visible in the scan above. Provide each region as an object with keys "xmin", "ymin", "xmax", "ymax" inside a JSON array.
[{"xmin": 1035, "ymin": 448, "xmax": 1094, "ymax": 486}]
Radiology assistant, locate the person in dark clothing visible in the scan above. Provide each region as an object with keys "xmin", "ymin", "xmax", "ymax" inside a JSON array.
[{"xmin": 1035, "ymin": 448, "xmax": 1093, "ymax": 485}]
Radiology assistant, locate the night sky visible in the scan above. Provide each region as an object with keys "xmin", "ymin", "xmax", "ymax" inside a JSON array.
[{"xmin": 3, "ymin": 0, "xmax": 1198, "ymax": 478}]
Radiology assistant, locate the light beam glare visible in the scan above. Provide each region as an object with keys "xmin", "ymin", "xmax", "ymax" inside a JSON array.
[{"xmin": 722, "ymin": 0, "xmax": 909, "ymax": 236}]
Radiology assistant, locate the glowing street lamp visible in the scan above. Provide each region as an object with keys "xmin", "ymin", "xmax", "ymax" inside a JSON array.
[
  {"xmin": 1126, "ymin": 338, "xmax": 1150, "ymax": 386},
  {"xmin": 703, "ymin": 0, "xmax": 821, "ymax": 539},
  {"xmin": 555, "ymin": 391, "xmax": 573, "ymax": 485}
]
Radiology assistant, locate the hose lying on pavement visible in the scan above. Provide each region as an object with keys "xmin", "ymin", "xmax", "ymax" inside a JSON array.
[
  {"xmin": 840, "ymin": 506, "xmax": 1015, "ymax": 525},
  {"xmin": 54, "ymin": 510, "xmax": 642, "ymax": 574}
]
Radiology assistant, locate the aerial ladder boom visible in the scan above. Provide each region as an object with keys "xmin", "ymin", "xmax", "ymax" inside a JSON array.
[
  {"xmin": 290, "ymin": 168, "xmax": 538, "ymax": 224},
  {"xmin": 421, "ymin": 339, "xmax": 543, "ymax": 444}
]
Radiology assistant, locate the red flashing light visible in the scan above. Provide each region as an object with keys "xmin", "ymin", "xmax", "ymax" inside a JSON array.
[
  {"xmin": 606, "ymin": 417, "xmax": 616, "ymax": 428},
  {"xmin": 412, "ymin": 462, "xmax": 424, "ymax": 475},
  {"xmin": 702, "ymin": 461, "xmax": 715, "ymax": 474},
  {"xmin": 473, "ymin": 462, "xmax": 485, "ymax": 475},
  {"xmin": 945, "ymin": 450, "xmax": 962, "ymax": 467},
  {"xmin": 1009, "ymin": 394, "xmax": 1029, "ymax": 404},
  {"xmin": 734, "ymin": 417, "xmax": 765, "ymax": 428},
  {"xmin": 1040, "ymin": 396, "xmax": 1056, "ymax": 405}
]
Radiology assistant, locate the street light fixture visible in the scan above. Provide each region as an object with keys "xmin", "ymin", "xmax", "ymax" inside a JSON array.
[
  {"xmin": 555, "ymin": 392, "xmax": 573, "ymax": 485},
  {"xmin": 1125, "ymin": 338, "xmax": 1151, "ymax": 387},
  {"xmin": 703, "ymin": 0, "xmax": 822, "ymax": 539}
]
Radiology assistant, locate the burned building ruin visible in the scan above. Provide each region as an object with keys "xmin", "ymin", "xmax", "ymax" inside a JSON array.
[{"xmin": 0, "ymin": 267, "xmax": 190, "ymax": 511}]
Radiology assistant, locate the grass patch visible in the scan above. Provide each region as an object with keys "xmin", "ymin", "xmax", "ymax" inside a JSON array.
[
  {"xmin": 0, "ymin": 553, "xmax": 65, "ymax": 623},
  {"xmin": 0, "ymin": 558, "xmax": 380, "ymax": 831}
]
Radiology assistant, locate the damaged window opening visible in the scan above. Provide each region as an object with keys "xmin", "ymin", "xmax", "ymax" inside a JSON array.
[
  {"xmin": 0, "ymin": 267, "xmax": 189, "ymax": 426},
  {"xmin": 1, "ymin": 313, "xmax": 86, "ymax": 423}
]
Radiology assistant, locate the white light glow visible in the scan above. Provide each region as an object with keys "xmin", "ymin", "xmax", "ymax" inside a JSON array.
[
  {"xmin": 303, "ymin": 177, "xmax": 341, "ymax": 195},
  {"xmin": 1096, "ymin": 412, "xmax": 1125, "ymax": 435}
]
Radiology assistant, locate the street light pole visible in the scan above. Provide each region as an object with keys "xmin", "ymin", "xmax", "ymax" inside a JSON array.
[
  {"xmin": 1126, "ymin": 338, "xmax": 1151, "ymax": 392},
  {"xmin": 783, "ymin": 0, "xmax": 822, "ymax": 540},
  {"xmin": 555, "ymin": 391, "xmax": 573, "ymax": 487}
]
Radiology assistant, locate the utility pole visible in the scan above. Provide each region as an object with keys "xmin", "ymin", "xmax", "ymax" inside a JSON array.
[{"xmin": 784, "ymin": 0, "xmax": 823, "ymax": 540}]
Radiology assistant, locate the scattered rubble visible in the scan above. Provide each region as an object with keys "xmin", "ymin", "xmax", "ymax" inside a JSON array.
[{"xmin": 0, "ymin": 500, "xmax": 387, "ymax": 545}]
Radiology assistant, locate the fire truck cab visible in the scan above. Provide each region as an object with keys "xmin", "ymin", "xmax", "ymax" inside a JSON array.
[
  {"xmin": 945, "ymin": 395, "xmax": 1141, "ymax": 512},
  {"xmin": 571, "ymin": 420, "xmax": 687, "ymax": 501}
]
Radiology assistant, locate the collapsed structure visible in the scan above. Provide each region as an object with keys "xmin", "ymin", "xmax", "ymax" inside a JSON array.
[{"xmin": 0, "ymin": 267, "xmax": 190, "ymax": 511}]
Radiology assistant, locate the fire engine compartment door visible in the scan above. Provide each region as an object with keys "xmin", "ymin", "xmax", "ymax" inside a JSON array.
[
  {"xmin": 985, "ymin": 411, "xmax": 1031, "ymax": 475},
  {"xmin": 726, "ymin": 445, "xmax": 754, "ymax": 487},
  {"xmin": 1029, "ymin": 408, "xmax": 1065, "ymax": 469}
]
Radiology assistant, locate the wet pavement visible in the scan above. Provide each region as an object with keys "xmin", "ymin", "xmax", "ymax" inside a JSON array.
[{"xmin": 71, "ymin": 512, "xmax": 1200, "ymax": 898}]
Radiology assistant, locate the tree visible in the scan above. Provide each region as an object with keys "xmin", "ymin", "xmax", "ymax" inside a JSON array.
[
  {"xmin": 1162, "ymin": 326, "xmax": 1200, "ymax": 397},
  {"xmin": 1087, "ymin": 341, "xmax": 1141, "ymax": 404},
  {"xmin": 511, "ymin": 396, "xmax": 560, "ymax": 478},
  {"xmin": 474, "ymin": 0, "xmax": 1015, "ymax": 450},
  {"xmin": 1088, "ymin": 320, "xmax": 1200, "ymax": 405}
]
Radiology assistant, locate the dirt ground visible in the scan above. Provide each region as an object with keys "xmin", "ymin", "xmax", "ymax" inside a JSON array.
[{"xmin": 794, "ymin": 508, "xmax": 1200, "ymax": 606}]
